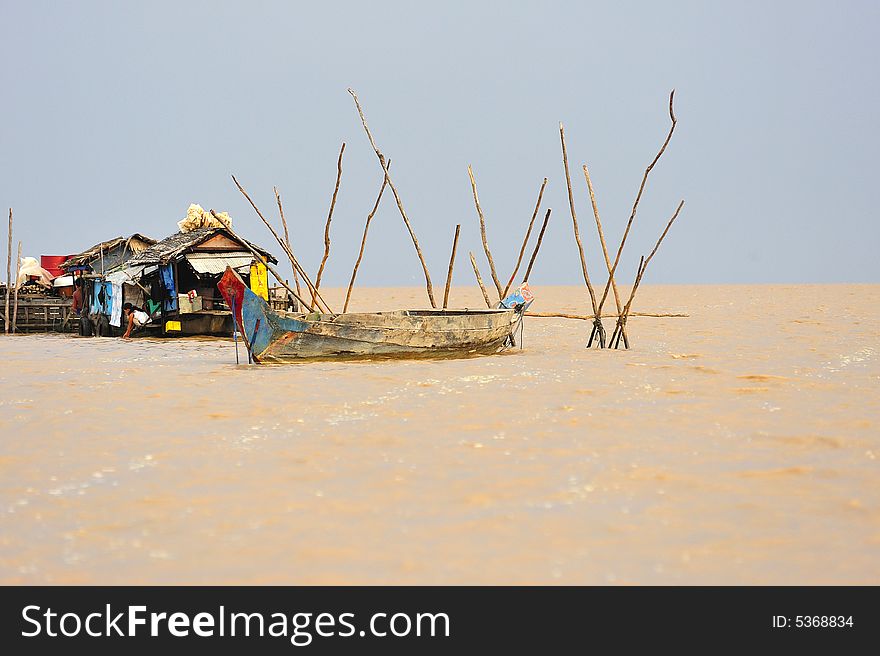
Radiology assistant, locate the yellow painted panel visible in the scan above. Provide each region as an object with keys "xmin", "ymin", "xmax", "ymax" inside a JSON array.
[{"xmin": 250, "ymin": 262, "xmax": 269, "ymax": 300}]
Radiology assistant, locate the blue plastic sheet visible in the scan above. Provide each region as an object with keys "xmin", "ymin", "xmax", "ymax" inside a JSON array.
[
  {"xmin": 160, "ymin": 264, "xmax": 178, "ymax": 311},
  {"xmin": 90, "ymin": 281, "xmax": 113, "ymax": 315},
  {"xmin": 499, "ymin": 283, "xmax": 534, "ymax": 310}
]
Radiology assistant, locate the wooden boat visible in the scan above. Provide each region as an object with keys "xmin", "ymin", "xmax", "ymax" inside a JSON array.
[{"xmin": 217, "ymin": 267, "xmax": 533, "ymax": 363}]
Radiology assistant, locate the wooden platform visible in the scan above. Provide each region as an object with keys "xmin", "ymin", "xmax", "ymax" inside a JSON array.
[{"xmin": 0, "ymin": 295, "xmax": 77, "ymax": 333}]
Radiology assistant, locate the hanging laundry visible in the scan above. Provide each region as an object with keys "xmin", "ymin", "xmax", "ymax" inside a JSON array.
[
  {"xmin": 90, "ymin": 286, "xmax": 102, "ymax": 315},
  {"xmin": 91, "ymin": 282, "xmax": 112, "ymax": 315},
  {"xmin": 103, "ymin": 282, "xmax": 113, "ymax": 314},
  {"xmin": 160, "ymin": 264, "xmax": 178, "ymax": 311},
  {"xmin": 110, "ymin": 282, "xmax": 123, "ymax": 327}
]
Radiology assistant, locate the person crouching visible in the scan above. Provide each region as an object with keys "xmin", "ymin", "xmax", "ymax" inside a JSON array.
[{"xmin": 122, "ymin": 302, "xmax": 150, "ymax": 339}]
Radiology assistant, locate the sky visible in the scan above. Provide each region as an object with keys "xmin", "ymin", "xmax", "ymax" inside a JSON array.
[{"xmin": 1, "ymin": 0, "xmax": 878, "ymax": 288}]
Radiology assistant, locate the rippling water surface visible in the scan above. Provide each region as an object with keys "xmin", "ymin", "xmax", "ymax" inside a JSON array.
[{"xmin": 1, "ymin": 284, "xmax": 877, "ymax": 584}]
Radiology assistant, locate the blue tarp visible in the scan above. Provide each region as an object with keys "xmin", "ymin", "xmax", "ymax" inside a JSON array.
[
  {"xmin": 160, "ymin": 264, "xmax": 178, "ymax": 311},
  {"xmin": 90, "ymin": 281, "xmax": 113, "ymax": 315}
]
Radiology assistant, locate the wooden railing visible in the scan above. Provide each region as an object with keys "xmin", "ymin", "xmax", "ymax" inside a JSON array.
[{"xmin": 0, "ymin": 296, "xmax": 77, "ymax": 333}]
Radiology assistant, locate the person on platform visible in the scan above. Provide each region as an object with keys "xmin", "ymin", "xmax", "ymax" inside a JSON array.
[
  {"xmin": 121, "ymin": 302, "xmax": 150, "ymax": 339},
  {"xmin": 71, "ymin": 277, "xmax": 84, "ymax": 316}
]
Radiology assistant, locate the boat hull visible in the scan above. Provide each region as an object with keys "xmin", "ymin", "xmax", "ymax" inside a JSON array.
[
  {"xmin": 218, "ymin": 268, "xmax": 527, "ymax": 363},
  {"xmin": 256, "ymin": 309, "xmax": 519, "ymax": 362}
]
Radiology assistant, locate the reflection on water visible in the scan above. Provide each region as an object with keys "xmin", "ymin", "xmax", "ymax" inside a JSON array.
[{"xmin": 0, "ymin": 284, "xmax": 878, "ymax": 584}]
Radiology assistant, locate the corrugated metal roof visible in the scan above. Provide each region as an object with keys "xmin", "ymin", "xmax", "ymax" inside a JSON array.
[{"xmin": 184, "ymin": 252, "xmax": 255, "ymax": 275}]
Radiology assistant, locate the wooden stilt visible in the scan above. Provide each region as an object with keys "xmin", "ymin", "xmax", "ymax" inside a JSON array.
[
  {"xmin": 503, "ymin": 177, "xmax": 547, "ymax": 297},
  {"xmin": 596, "ymin": 90, "xmax": 677, "ymax": 322},
  {"xmin": 610, "ymin": 257, "xmax": 644, "ymax": 349},
  {"xmin": 230, "ymin": 177, "xmax": 330, "ymax": 313},
  {"xmin": 11, "ymin": 241, "xmax": 21, "ymax": 333},
  {"xmin": 210, "ymin": 209, "xmax": 316, "ymax": 312},
  {"xmin": 612, "ymin": 200, "xmax": 685, "ymax": 348},
  {"xmin": 582, "ymin": 164, "xmax": 628, "ymax": 348},
  {"xmin": 274, "ymin": 187, "xmax": 301, "ymax": 300},
  {"xmin": 467, "ymin": 165, "xmax": 503, "ymax": 300},
  {"xmin": 313, "ymin": 142, "xmax": 345, "ymax": 306},
  {"xmin": 344, "ymin": 161, "xmax": 391, "ymax": 313},
  {"xmin": 348, "ymin": 88, "xmax": 436, "ymax": 307},
  {"xmin": 4, "ymin": 208, "xmax": 11, "ymax": 334},
  {"xmin": 560, "ymin": 125, "xmax": 603, "ymax": 346},
  {"xmin": 231, "ymin": 295, "xmax": 240, "ymax": 364},
  {"xmin": 442, "ymin": 224, "xmax": 461, "ymax": 309},
  {"xmin": 469, "ymin": 252, "xmax": 492, "ymax": 308},
  {"xmin": 523, "ymin": 208, "xmax": 552, "ymax": 284}
]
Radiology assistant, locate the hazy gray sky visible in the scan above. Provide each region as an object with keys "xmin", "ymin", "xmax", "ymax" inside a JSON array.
[{"xmin": 1, "ymin": 0, "xmax": 877, "ymax": 287}]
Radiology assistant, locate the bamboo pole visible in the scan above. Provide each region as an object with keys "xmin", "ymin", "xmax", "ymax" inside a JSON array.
[
  {"xmin": 523, "ymin": 208, "xmax": 552, "ymax": 283},
  {"xmin": 597, "ymin": 90, "xmax": 677, "ymax": 319},
  {"xmin": 611, "ymin": 258, "xmax": 645, "ymax": 349},
  {"xmin": 527, "ymin": 311, "xmax": 688, "ymax": 320},
  {"xmin": 442, "ymin": 224, "xmax": 461, "ymax": 309},
  {"xmin": 348, "ymin": 88, "xmax": 436, "ymax": 307},
  {"xmin": 583, "ymin": 163, "xmax": 628, "ymax": 349},
  {"xmin": 503, "ymin": 177, "xmax": 547, "ymax": 297},
  {"xmin": 11, "ymin": 241, "xmax": 21, "ymax": 333},
  {"xmin": 274, "ymin": 186, "xmax": 301, "ymax": 299},
  {"xmin": 560, "ymin": 123, "xmax": 603, "ymax": 347},
  {"xmin": 467, "ymin": 165, "xmax": 503, "ymax": 300},
  {"xmin": 313, "ymin": 142, "xmax": 345, "ymax": 306},
  {"xmin": 469, "ymin": 251, "xmax": 492, "ymax": 308},
  {"xmin": 213, "ymin": 212, "xmax": 315, "ymax": 313},
  {"xmin": 343, "ymin": 161, "xmax": 391, "ymax": 313},
  {"xmin": 611, "ymin": 200, "xmax": 685, "ymax": 348},
  {"xmin": 230, "ymin": 176, "xmax": 330, "ymax": 313},
  {"xmin": 4, "ymin": 208, "xmax": 11, "ymax": 334}
]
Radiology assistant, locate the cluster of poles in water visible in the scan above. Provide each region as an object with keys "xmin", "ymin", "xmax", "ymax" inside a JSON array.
[
  {"xmin": 4, "ymin": 88, "xmax": 686, "ymax": 348},
  {"xmin": 225, "ymin": 88, "xmax": 686, "ymax": 350}
]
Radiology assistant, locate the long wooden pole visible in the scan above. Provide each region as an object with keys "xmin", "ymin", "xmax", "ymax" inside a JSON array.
[
  {"xmin": 583, "ymin": 163, "xmax": 628, "ymax": 348},
  {"xmin": 523, "ymin": 208, "xmax": 552, "ymax": 283},
  {"xmin": 597, "ymin": 90, "xmax": 677, "ymax": 319},
  {"xmin": 503, "ymin": 177, "xmax": 547, "ymax": 298},
  {"xmin": 442, "ymin": 224, "xmax": 461, "ymax": 309},
  {"xmin": 343, "ymin": 161, "xmax": 391, "ymax": 313},
  {"xmin": 636, "ymin": 200, "xmax": 685, "ymax": 280},
  {"xmin": 313, "ymin": 142, "xmax": 345, "ymax": 306},
  {"xmin": 230, "ymin": 176, "xmax": 330, "ymax": 313},
  {"xmin": 527, "ymin": 311, "xmax": 688, "ymax": 320},
  {"xmin": 212, "ymin": 202, "xmax": 321, "ymax": 314},
  {"xmin": 611, "ymin": 200, "xmax": 685, "ymax": 348},
  {"xmin": 348, "ymin": 88, "xmax": 436, "ymax": 307},
  {"xmin": 274, "ymin": 186, "xmax": 302, "ymax": 299},
  {"xmin": 11, "ymin": 241, "xmax": 21, "ymax": 333},
  {"xmin": 560, "ymin": 123, "xmax": 603, "ymax": 347},
  {"xmin": 4, "ymin": 208, "xmax": 11, "ymax": 334},
  {"xmin": 611, "ymin": 257, "xmax": 645, "ymax": 349},
  {"xmin": 467, "ymin": 165, "xmax": 503, "ymax": 300},
  {"xmin": 215, "ymin": 215, "xmax": 315, "ymax": 313},
  {"xmin": 231, "ymin": 295, "xmax": 240, "ymax": 364},
  {"xmin": 469, "ymin": 251, "xmax": 492, "ymax": 308}
]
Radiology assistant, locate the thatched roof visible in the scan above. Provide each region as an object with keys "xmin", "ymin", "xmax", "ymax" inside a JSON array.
[
  {"xmin": 127, "ymin": 227, "xmax": 276, "ymax": 266},
  {"xmin": 62, "ymin": 233, "xmax": 156, "ymax": 269}
]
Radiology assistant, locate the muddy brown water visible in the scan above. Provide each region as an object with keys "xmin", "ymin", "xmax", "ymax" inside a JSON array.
[{"xmin": 1, "ymin": 284, "xmax": 877, "ymax": 584}]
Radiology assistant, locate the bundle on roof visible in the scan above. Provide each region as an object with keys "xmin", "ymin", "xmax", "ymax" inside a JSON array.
[
  {"xmin": 178, "ymin": 204, "xmax": 232, "ymax": 233},
  {"xmin": 16, "ymin": 257, "xmax": 54, "ymax": 288},
  {"xmin": 127, "ymin": 227, "xmax": 276, "ymax": 267}
]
